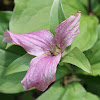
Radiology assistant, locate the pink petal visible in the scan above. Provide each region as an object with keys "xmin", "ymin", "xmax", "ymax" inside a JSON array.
[
  {"xmin": 55, "ymin": 11, "xmax": 81, "ymax": 52},
  {"xmin": 21, "ymin": 53, "xmax": 61, "ymax": 91},
  {"xmin": 3, "ymin": 30, "xmax": 55, "ymax": 56}
]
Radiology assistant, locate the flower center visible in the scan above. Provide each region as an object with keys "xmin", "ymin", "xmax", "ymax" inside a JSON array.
[{"xmin": 50, "ymin": 46, "xmax": 61, "ymax": 56}]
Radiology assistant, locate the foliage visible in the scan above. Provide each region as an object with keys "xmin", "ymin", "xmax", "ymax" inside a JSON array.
[{"xmin": 0, "ymin": 0, "xmax": 100, "ymax": 100}]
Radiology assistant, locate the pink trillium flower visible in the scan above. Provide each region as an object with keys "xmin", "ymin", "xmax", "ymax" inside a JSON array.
[{"xmin": 3, "ymin": 11, "xmax": 81, "ymax": 91}]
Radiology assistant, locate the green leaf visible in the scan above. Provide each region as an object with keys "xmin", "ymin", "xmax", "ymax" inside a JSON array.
[
  {"xmin": 5, "ymin": 54, "xmax": 33, "ymax": 76},
  {"xmin": 1, "ymin": 54, "xmax": 69, "ymax": 93},
  {"xmin": 61, "ymin": 0, "xmax": 98, "ymax": 51},
  {"xmin": 37, "ymin": 81, "xmax": 65, "ymax": 100},
  {"xmin": 85, "ymin": 41, "xmax": 100, "ymax": 76},
  {"xmin": 62, "ymin": 82, "xmax": 99, "ymax": 100},
  {"xmin": 9, "ymin": 0, "xmax": 54, "ymax": 34},
  {"xmin": 0, "ymin": 45, "xmax": 27, "ymax": 93},
  {"xmin": 91, "ymin": 0, "xmax": 100, "ymax": 17},
  {"xmin": 10, "ymin": 0, "xmax": 98, "ymax": 51},
  {"xmin": 62, "ymin": 47, "xmax": 92, "ymax": 73},
  {"xmin": 95, "ymin": 4, "xmax": 100, "ymax": 16},
  {"xmin": 0, "ymin": 11, "xmax": 30, "ymax": 93},
  {"xmin": 0, "ymin": 36, "xmax": 6, "ymax": 49},
  {"xmin": 97, "ymin": 24, "xmax": 100, "ymax": 40},
  {"xmin": 9, "ymin": 0, "xmax": 86, "ymax": 34},
  {"xmin": 0, "ymin": 48, "xmax": 24, "ymax": 93},
  {"xmin": 5, "ymin": 53, "xmax": 69, "ymax": 81},
  {"xmin": 79, "ymin": 0, "xmax": 88, "ymax": 8},
  {"xmin": 60, "ymin": 0, "xmax": 98, "ymax": 51},
  {"xmin": 0, "ymin": 47, "xmax": 20, "ymax": 76},
  {"xmin": 50, "ymin": 0, "xmax": 66, "ymax": 34},
  {"xmin": 78, "ymin": 75, "xmax": 100, "ymax": 97},
  {"xmin": 83, "ymin": 24, "xmax": 100, "ymax": 76},
  {"xmin": 74, "ymin": 24, "xmax": 100, "ymax": 76},
  {"xmin": 37, "ymin": 81, "xmax": 99, "ymax": 100},
  {"xmin": 71, "ymin": 15, "xmax": 98, "ymax": 51},
  {"xmin": 0, "ymin": 11, "xmax": 12, "ymax": 49},
  {"xmin": 61, "ymin": 0, "xmax": 87, "ymax": 16},
  {"xmin": 91, "ymin": 0, "xmax": 100, "ymax": 10},
  {"xmin": 0, "ymin": 11, "xmax": 12, "ymax": 30},
  {"xmin": 56, "ymin": 63, "xmax": 70, "ymax": 80},
  {"xmin": 79, "ymin": 0, "xmax": 100, "ymax": 17},
  {"xmin": 0, "ymin": 11, "xmax": 12, "ymax": 36},
  {"xmin": 0, "ymin": 72, "xmax": 26, "ymax": 93}
]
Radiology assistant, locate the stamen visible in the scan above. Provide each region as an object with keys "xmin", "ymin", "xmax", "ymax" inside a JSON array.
[{"xmin": 50, "ymin": 45, "xmax": 61, "ymax": 56}]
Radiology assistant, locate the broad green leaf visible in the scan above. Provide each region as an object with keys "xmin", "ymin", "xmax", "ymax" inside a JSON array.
[
  {"xmin": 83, "ymin": 24, "xmax": 100, "ymax": 76},
  {"xmin": 0, "ymin": 11, "xmax": 12, "ymax": 31},
  {"xmin": 10, "ymin": 0, "xmax": 99, "ymax": 51},
  {"xmin": 37, "ymin": 81, "xmax": 65, "ymax": 100},
  {"xmin": 61, "ymin": 0, "xmax": 87, "ymax": 16},
  {"xmin": 91, "ymin": 0, "xmax": 100, "ymax": 17},
  {"xmin": 91, "ymin": 0, "xmax": 100, "ymax": 11},
  {"xmin": 61, "ymin": 0, "xmax": 98, "ymax": 51},
  {"xmin": 85, "ymin": 40, "xmax": 100, "ymax": 76},
  {"xmin": 79, "ymin": 0, "xmax": 88, "ymax": 8},
  {"xmin": 0, "ymin": 47, "xmax": 20, "ymax": 76},
  {"xmin": 50, "ymin": 0, "xmax": 66, "ymax": 34},
  {"xmin": 0, "ymin": 72, "xmax": 26, "ymax": 93},
  {"xmin": 0, "ymin": 45, "xmax": 27, "ymax": 93},
  {"xmin": 0, "ymin": 11, "xmax": 12, "ymax": 35},
  {"xmin": 0, "ymin": 11, "xmax": 12, "ymax": 49},
  {"xmin": 5, "ymin": 53, "xmax": 69, "ymax": 81},
  {"xmin": 78, "ymin": 75, "xmax": 100, "ymax": 97},
  {"xmin": 94, "ymin": 4, "xmax": 100, "ymax": 16},
  {"xmin": 62, "ymin": 47, "xmax": 92, "ymax": 73},
  {"xmin": 79, "ymin": 0, "xmax": 100, "ymax": 17},
  {"xmin": 37, "ymin": 81, "xmax": 99, "ymax": 100},
  {"xmin": 97, "ymin": 24, "xmax": 100, "ymax": 40},
  {"xmin": 56, "ymin": 63, "xmax": 70, "ymax": 80},
  {"xmin": 62, "ymin": 82, "xmax": 99, "ymax": 100},
  {"xmin": 0, "ymin": 11, "xmax": 30, "ymax": 93},
  {"xmin": 1, "ymin": 57, "xmax": 69, "ymax": 93},
  {"xmin": 9, "ymin": 0, "xmax": 54, "ymax": 34},
  {"xmin": 5, "ymin": 54, "xmax": 33, "ymax": 76},
  {"xmin": 10, "ymin": 0, "xmax": 85, "ymax": 34},
  {"xmin": 0, "ymin": 36, "xmax": 6, "ymax": 49},
  {"xmin": 71, "ymin": 15, "xmax": 98, "ymax": 51}
]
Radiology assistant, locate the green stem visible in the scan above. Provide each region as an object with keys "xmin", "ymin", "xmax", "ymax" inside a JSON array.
[
  {"xmin": 67, "ymin": 75, "xmax": 81, "ymax": 84},
  {"xmin": 88, "ymin": 0, "xmax": 92, "ymax": 13}
]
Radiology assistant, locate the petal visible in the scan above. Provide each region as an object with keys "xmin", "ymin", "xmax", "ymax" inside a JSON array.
[
  {"xmin": 55, "ymin": 11, "xmax": 81, "ymax": 52},
  {"xmin": 3, "ymin": 30, "xmax": 55, "ymax": 56},
  {"xmin": 21, "ymin": 53, "xmax": 61, "ymax": 91}
]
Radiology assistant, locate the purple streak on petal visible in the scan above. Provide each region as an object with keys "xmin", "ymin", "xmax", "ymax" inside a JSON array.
[
  {"xmin": 55, "ymin": 11, "xmax": 81, "ymax": 52},
  {"xmin": 3, "ymin": 30, "xmax": 55, "ymax": 56},
  {"xmin": 21, "ymin": 53, "xmax": 61, "ymax": 91}
]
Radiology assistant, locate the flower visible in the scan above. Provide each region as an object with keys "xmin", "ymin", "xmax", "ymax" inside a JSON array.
[{"xmin": 3, "ymin": 11, "xmax": 81, "ymax": 91}]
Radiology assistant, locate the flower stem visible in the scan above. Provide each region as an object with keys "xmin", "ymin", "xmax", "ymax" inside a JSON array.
[{"xmin": 88, "ymin": 0, "xmax": 92, "ymax": 13}]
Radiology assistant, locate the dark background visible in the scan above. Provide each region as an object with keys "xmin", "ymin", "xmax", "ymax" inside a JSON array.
[{"xmin": 0, "ymin": 0, "xmax": 14, "ymax": 11}]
